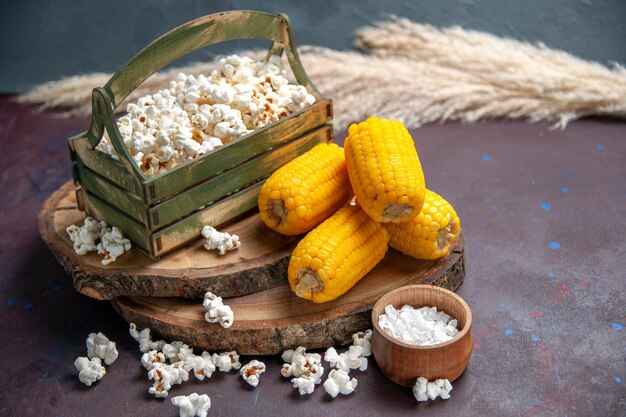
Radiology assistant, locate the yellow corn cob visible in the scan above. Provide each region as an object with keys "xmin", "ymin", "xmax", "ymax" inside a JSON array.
[
  {"xmin": 344, "ymin": 117, "xmax": 426, "ymax": 223},
  {"xmin": 386, "ymin": 189, "xmax": 460, "ymax": 260},
  {"xmin": 258, "ymin": 143, "xmax": 352, "ymax": 235},
  {"xmin": 288, "ymin": 203, "xmax": 389, "ymax": 303}
]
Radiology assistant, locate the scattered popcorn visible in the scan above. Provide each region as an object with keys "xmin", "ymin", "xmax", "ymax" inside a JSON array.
[
  {"xmin": 148, "ymin": 361, "xmax": 190, "ymax": 398},
  {"xmin": 141, "ymin": 350, "xmax": 166, "ymax": 371},
  {"xmin": 97, "ymin": 54, "xmax": 316, "ymax": 177},
  {"xmin": 323, "ymin": 347, "xmax": 348, "ymax": 372},
  {"xmin": 280, "ymin": 347, "xmax": 324, "ymax": 395},
  {"xmin": 172, "ymin": 392, "xmax": 211, "ymax": 417},
  {"xmin": 240, "ymin": 360, "xmax": 266, "ymax": 387},
  {"xmin": 378, "ymin": 305, "xmax": 459, "ymax": 346},
  {"xmin": 201, "ymin": 225, "xmax": 241, "ymax": 255},
  {"xmin": 344, "ymin": 345, "xmax": 368, "ymax": 371},
  {"xmin": 351, "ymin": 329, "xmax": 372, "ymax": 357},
  {"xmin": 66, "ymin": 217, "xmax": 107, "ymax": 255},
  {"xmin": 86, "ymin": 332, "xmax": 119, "ymax": 365},
  {"xmin": 413, "ymin": 377, "xmax": 453, "ymax": 402},
  {"xmin": 66, "ymin": 217, "xmax": 131, "ymax": 264},
  {"xmin": 185, "ymin": 352, "xmax": 216, "ymax": 381},
  {"xmin": 171, "ymin": 393, "xmax": 211, "ymax": 417},
  {"xmin": 162, "ymin": 341, "xmax": 194, "ymax": 363},
  {"xmin": 323, "ymin": 369, "xmax": 358, "ymax": 398},
  {"xmin": 129, "ymin": 323, "xmax": 166, "ymax": 353},
  {"xmin": 74, "ymin": 356, "xmax": 106, "ymax": 386},
  {"xmin": 320, "ymin": 329, "xmax": 372, "ymax": 396},
  {"xmin": 280, "ymin": 363, "xmax": 293, "ymax": 378},
  {"xmin": 128, "ymin": 323, "xmax": 223, "ymax": 398},
  {"xmin": 324, "ymin": 345, "xmax": 368, "ymax": 372},
  {"xmin": 97, "ymin": 226, "xmax": 132, "ymax": 265},
  {"xmin": 211, "ymin": 351, "xmax": 241, "ymax": 372},
  {"xmin": 203, "ymin": 291, "xmax": 234, "ymax": 329},
  {"xmin": 292, "ymin": 374, "xmax": 318, "ymax": 395}
]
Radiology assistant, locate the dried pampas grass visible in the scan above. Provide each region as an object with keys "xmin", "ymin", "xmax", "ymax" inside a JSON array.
[
  {"xmin": 355, "ymin": 17, "xmax": 626, "ymax": 128},
  {"xmin": 17, "ymin": 17, "xmax": 626, "ymax": 130}
]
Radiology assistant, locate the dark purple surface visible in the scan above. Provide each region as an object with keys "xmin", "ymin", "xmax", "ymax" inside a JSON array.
[{"xmin": 0, "ymin": 98, "xmax": 624, "ymax": 416}]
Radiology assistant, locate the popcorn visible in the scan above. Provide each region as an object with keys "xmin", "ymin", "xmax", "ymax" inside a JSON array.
[
  {"xmin": 324, "ymin": 345, "xmax": 368, "ymax": 373},
  {"xmin": 378, "ymin": 305, "xmax": 459, "ymax": 346},
  {"xmin": 323, "ymin": 369, "xmax": 358, "ymax": 398},
  {"xmin": 86, "ymin": 332, "xmax": 118, "ymax": 365},
  {"xmin": 351, "ymin": 329, "xmax": 372, "ymax": 357},
  {"xmin": 323, "ymin": 347, "xmax": 348, "ymax": 372},
  {"xmin": 66, "ymin": 216, "xmax": 107, "ymax": 255},
  {"xmin": 74, "ymin": 356, "xmax": 106, "ymax": 386},
  {"xmin": 148, "ymin": 361, "xmax": 190, "ymax": 398},
  {"xmin": 343, "ymin": 345, "xmax": 368, "ymax": 371},
  {"xmin": 291, "ymin": 374, "xmax": 318, "ymax": 395},
  {"xmin": 171, "ymin": 393, "xmax": 211, "ymax": 417},
  {"xmin": 162, "ymin": 341, "xmax": 194, "ymax": 363},
  {"xmin": 240, "ymin": 360, "xmax": 266, "ymax": 387},
  {"xmin": 211, "ymin": 351, "xmax": 241, "ymax": 372},
  {"xmin": 203, "ymin": 291, "xmax": 234, "ymax": 329},
  {"xmin": 413, "ymin": 377, "xmax": 453, "ymax": 402},
  {"xmin": 201, "ymin": 225, "xmax": 241, "ymax": 256},
  {"xmin": 97, "ymin": 226, "xmax": 131, "ymax": 265},
  {"xmin": 96, "ymin": 54, "xmax": 315, "ymax": 177},
  {"xmin": 141, "ymin": 350, "xmax": 166, "ymax": 371},
  {"xmin": 281, "ymin": 347, "xmax": 324, "ymax": 395},
  {"xmin": 321, "ymin": 329, "xmax": 372, "ymax": 395},
  {"xmin": 129, "ymin": 323, "xmax": 224, "ymax": 397},
  {"xmin": 185, "ymin": 352, "xmax": 216, "ymax": 380},
  {"xmin": 129, "ymin": 323, "xmax": 166, "ymax": 353}
]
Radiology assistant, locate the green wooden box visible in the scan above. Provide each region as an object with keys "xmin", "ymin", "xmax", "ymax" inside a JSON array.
[{"xmin": 68, "ymin": 11, "xmax": 333, "ymax": 260}]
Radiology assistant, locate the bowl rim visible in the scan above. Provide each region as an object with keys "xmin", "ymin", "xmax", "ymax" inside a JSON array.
[{"xmin": 371, "ymin": 284, "xmax": 473, "ymax": 350}]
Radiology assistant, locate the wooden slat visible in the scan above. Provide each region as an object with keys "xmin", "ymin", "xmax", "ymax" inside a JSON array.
[
  {"xmin": 152, "ymin": 182, "xmax": 263, "ymax": 256},
  {"xmin": 149, "ymin": 124, "xmax": 332, "ymax": 229},
  {"xmin": 105, "ymin": 12, "xmax": 288, "ymax": 108},
  {"xmin": 71, "ymin": 137, "xmax": 143, "ymax": 196},
  {"xmin": 75, "ymin": 161, "xmax": 149, "ymax": 225},
  {"xmin": 145, "ymin": 99, "xmax": 332, "ymax": 203},
  {"xmin": 79, "ymin": 189, "xmax": 152, "ymax": 253}
]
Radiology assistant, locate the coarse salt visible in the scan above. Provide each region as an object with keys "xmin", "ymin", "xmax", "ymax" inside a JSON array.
[{"xmin": 378, "ymin": 304, "xmax": 459, "ymax": 345}]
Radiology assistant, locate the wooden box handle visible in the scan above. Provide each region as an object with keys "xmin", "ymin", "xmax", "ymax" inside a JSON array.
[{"xmin": 83, "ymin": 10, "xmax": 320, "ymax": 181}]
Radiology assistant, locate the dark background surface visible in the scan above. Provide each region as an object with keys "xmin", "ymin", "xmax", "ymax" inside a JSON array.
[
  {"xmin": 0, "ymin": 98, "xmax": 624, "ymax": 416},
  {"xmin": 2, "ymin": 0, "xmax": 626, "ymax": 92}
]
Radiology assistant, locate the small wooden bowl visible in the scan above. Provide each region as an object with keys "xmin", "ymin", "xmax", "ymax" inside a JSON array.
[{"xmin": 371, "ymin": 284, "xmax": 473, "ymax": 387}]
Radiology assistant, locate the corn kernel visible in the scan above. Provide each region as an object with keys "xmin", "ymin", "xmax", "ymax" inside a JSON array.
[
  {"xmin": 258, "ymin": 143, "xmax": 352, "ymax": 235},
  {"xmin": 344, "ymin": 117, "xmax": 426, "ymax": 222},
  {"xmin": 386, "ymin": 189, "xmax": 461, "ymax": 260}
]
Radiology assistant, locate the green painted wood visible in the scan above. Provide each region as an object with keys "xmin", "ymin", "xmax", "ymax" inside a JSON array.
[
  {"xmin": 79, "ymin": 11, "xmax": 326, "ymax": 187},
  {"xmin": 94, "ymin": 88, "xmax": 147, "ymax": 181},
  {"xmin": 76, "ymin": 162, "xmax": 149, "ymax": 225},
  {"xmin": 78, "ymin": 189, "xmax": 152, "ymax": 253},
  {"xmin": 152, "ymin": 182, "xmax": 263, "ymax": 256},
  {"xmin": 146, "ymin": 98, "xmax": 332, "ymax": 203},
  {"xmin": 67, "ymin": 10, "xmax": 334, "ymax": 259},
  {"xmin": 71, "ymin": 138, "xmax": 143, "ymax": 196},
  {"xmin": 150, "ymin": 124, "xmax": 332, "ymax": 229},
  {"xmin": 104, "ymin": 11, "xmax": 311, "ymax": 109}
]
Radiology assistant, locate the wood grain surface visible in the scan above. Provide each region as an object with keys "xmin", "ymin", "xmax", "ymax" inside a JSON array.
[
  {"xmin": 39, "ymin": 181, "xmax": 297, "ymax": 300},
  {"xmin": 40, "ymin": 181, "xmax": 464, "ymax": 354},
  {"xmin": 370, "ymin": 285, "xmax": 473, "ymax": 386},
  {"xmin": 111, "ymin": 237, "xmax": 464, "ymax": 355}
]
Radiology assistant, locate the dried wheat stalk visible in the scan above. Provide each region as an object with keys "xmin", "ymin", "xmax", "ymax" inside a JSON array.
[{"xmin": 17, "ymin": 17, "xmax": 626, "ymax": 130}]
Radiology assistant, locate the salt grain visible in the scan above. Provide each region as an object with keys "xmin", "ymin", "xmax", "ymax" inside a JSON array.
[{"xmin": 378, "ymin": 304, "xmax": 459, "ymax": 345}]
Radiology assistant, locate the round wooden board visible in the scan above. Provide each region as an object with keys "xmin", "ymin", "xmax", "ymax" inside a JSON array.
[
  {"xmin": 40, "ymin": 182, "xmax": 465, "ymax": 355},
  {"xmin": 112, "ymin": 237, "xmax": 465, "ymax": 355},
  {"xmin": 38, "ymin": 181, "xmax": 298, "ymax": 300}
]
